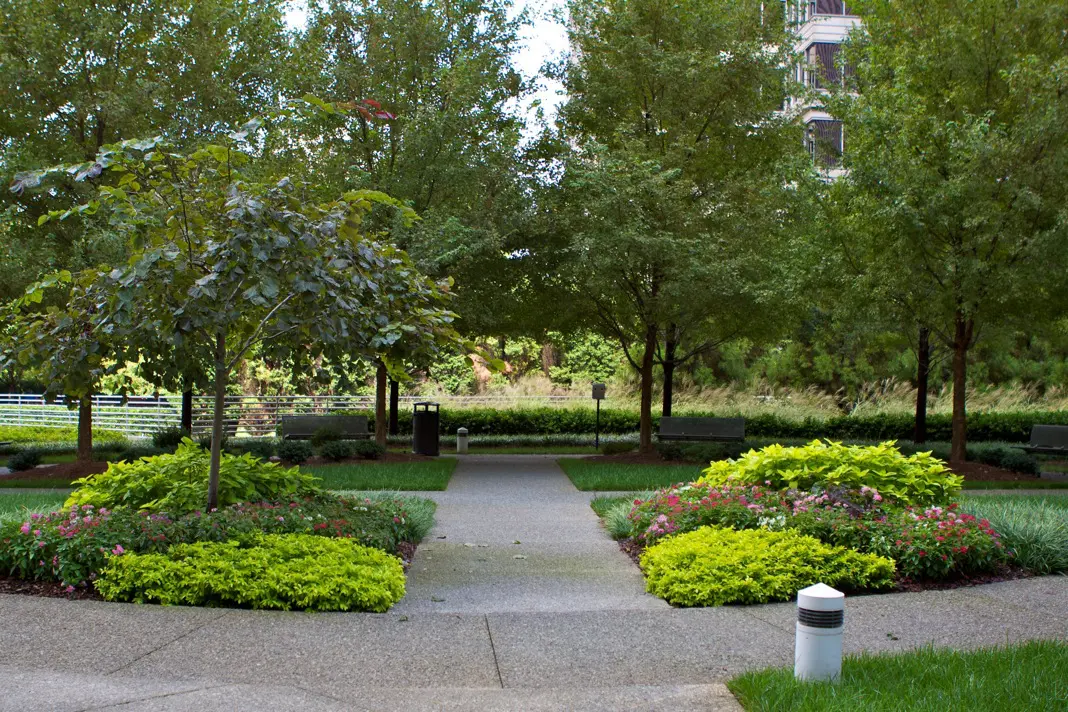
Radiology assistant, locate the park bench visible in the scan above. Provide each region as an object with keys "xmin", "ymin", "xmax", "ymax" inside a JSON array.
[
  {"xmin": 1013, "ymin": 425, "xmax": 1068, "ymax": 455},
  {"xmin": 657, "ymin": 416, "xmax": 745, "ymax": 442},
  {"xmin": 280, "ymin": 415, "xmax": 370, "ymax": 441}
]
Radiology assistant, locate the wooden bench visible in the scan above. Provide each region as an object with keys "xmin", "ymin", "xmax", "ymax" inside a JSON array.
[
  {"xmin": 280, "ymin": 415, "xmax": 370, "ymax": 441},
  {"xmin": 658, "ymin": 417, "xmax": 745, "ymax": 442},
  {"xmin": 1013, "ymin": 425, "xmax": 1068, "ymax": 455}
]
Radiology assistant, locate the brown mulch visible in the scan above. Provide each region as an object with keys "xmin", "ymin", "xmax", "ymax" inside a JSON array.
[
  {"xmin": 0, "ymin": 576, "xmax": 102, "ymax": 601},
  {"xmin": 947, "ymin": 461, "xmax": 1038, "ymax": 482},
  {"xmin": 0, "ymin": 460, "xmax": 106, "ymax": 484}
]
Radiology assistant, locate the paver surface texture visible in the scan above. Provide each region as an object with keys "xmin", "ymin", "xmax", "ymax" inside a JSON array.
[{"xmin": 1, "ymin": 455, "xmax": 1066, "ymax": 711}]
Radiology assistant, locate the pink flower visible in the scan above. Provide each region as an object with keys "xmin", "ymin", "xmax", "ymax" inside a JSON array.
[
  {"xmin": 65, "ymin": 585, "xmax": 75, "ymax": 593},
  {"xmin": 111, "ymin": 545, "xmax": 125, "ymax": 556},
  {"xmin": 19, "ymin": 523, "xmax": 30, "ymax": 535}
]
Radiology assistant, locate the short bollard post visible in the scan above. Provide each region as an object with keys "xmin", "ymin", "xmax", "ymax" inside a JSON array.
[
  {"xmin": 456, "ymin": 427, "xmax": 469, "ymax": 454},
  {"xmin": 794, "ymin": 583, "xmax": 844, "ymax": 682}
]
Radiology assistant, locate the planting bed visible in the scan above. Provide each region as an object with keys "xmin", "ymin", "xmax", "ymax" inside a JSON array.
[{"xmin": 589, "ymin": 441, "xmax": 1068, "ymax": 606}]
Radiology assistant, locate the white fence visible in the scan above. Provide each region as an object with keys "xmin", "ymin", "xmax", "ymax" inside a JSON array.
[
  {"xmin": 0, "ymin": 393, "xmax": 589, "ymax": 438},
  {"xmin": 0, "ymin": 394, "xmax": 181, "ymax": 437}
]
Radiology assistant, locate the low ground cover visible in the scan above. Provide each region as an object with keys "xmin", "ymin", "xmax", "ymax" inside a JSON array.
[
  {"xmin": 728, "ymin": 640, "xmax": 1068, "ymax": 712},
  {"xmin": 559, "ymin": 460, "xmax": 703, "ymax": 491},
  {"xmin": 960, "ymin": 495, "xmax": 1068, "ymax": 574},
  {"xmin": 305, "ymin": 459, "xmax": 457, "ymax": 490},
  {"xmin": 95, "ymin": 533, "xmax": 406, "ymax": 612},
  {"xmin": 0, "ymin": 491, "xmax": 69, "ymax": 524}
]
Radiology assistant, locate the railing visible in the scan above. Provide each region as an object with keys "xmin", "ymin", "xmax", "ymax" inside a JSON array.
[
  {"xmin": 788, "ymin": 1, "xmax": 855, "ymax": 26},
  {"xmin": 0, "ymin": 394, "xmax": 180, "ymax": 437},
  {"xmin": 0, "ymin": 393, "xmax": 590, "ymax": 439}
]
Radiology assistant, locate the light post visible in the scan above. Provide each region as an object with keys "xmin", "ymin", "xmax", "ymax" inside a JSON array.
[{"xmin": 592, "ymin": 383, "xmax": 606, "ymax": 448}]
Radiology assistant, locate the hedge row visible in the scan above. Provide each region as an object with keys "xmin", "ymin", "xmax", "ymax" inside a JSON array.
[{"xmin": 356, "ymin": 407, "xmax": 1064, "ymax": 442}]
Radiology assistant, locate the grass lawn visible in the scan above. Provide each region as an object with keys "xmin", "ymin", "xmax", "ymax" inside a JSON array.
[
  {"xmin": 0, "ymin": 477, "xmax": 80, "ymax": 489},
  {"xmin": 0, "ymin": 490, "xmax": 70, "ymax": 523},
  {"xmin": 304, "ymin": 458, "xmax": 458, "ymax": 491},
  {"xmin": 728, "ymin": 641, "xmax": 1068, "ymax": 711},
  {"xmin": 558, "ymin": 459, "xmax": 703, "ymax": 491},
  {"xmin": 961, "ymin": 479, "xmax": 1068, "ymax": 490}
]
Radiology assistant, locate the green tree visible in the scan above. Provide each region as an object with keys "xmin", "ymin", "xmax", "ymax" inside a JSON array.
[
  {"xmin": 292, "ymin": 0, "xmax": 540, "ymax": 339},
  {"xmin": 552, "ymin": 0, "xmax": 805, "ymax": 451},
  {"xmin": 0, "ymin": 0, "xmax": 290, "ymax": 301},
  {"xmin": 20, "ymin": 124, "xmax": 456, "ymax": 509},
  {"xmin": 1, "ymin": 270, "xmax": 115, "ymax": 461},
  {"xmin": 826, "ymin": 0, "xmax": 1068, "ymax": 461}
]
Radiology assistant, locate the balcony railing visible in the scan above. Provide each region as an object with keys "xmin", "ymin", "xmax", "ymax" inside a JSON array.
[{"xmin": 787, "ymin": 1, "xmax": 856, "ymax": 26}]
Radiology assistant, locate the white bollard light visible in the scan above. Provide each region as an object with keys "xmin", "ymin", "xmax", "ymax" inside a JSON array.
[
  {"xmin": 456, "ymin": 427, "xmax": 469, "ymax": 454},
  {"xmin": 794, "ymin": 582, "xmax": 845, "ymax": 682}
]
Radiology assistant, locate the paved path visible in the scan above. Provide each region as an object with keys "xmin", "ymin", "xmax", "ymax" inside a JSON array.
[
  {"xmin": 395, "ymin": 455, "xmax": 665, "ymax": 614},
  {"xmin": 0, "ymin": 456, "xmax": 1066, "ymax": 711}
]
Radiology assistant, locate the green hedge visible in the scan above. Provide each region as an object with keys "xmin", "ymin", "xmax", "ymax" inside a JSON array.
[{"xmin": 353, "ymin": 408, "xmax": 1068, "ymax": 442}]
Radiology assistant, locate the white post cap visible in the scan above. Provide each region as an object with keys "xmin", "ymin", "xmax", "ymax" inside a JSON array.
[
  {"xmin": 457, "ymin": 427, "xmax": 468, "ymax": 435},
  {"xmin": 797, "ymin": 583, "xmax": 845, "ymax": 611}
]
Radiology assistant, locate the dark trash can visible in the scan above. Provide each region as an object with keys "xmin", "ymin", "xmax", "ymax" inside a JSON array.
[{"xmin": 412, "ymin": 402, "xmax": 440, "ymax": 456}]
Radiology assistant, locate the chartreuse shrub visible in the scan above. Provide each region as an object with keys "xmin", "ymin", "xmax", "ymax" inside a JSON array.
[
  {"xmin": 640, "ymin": 527, "xmax": 895, "ymax": 606},
  {"xmin": 698, "ymin": 440, "xmax": 962, "ymax": 506},
  {"xmin": 64, "ymin": 440, "xmax": 321, "ymax": 515},
  {"xmin": 0, "ymin": 494, "xmax": 427, "ymax": 588},
  {"xmin": 95, "ymin": 533, "xmax": 405, "ymax": 612}
]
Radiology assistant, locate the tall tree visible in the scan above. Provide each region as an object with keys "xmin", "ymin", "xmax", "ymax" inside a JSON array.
[
  {"xmin": 293, "ymin": 0, "xmax": 540, "ymax": 339},
  {"xmin": 553, "ymin": 0, "xmax": 805, "ymax": 451},
  {"xmin": 826, "ymin": 0, "xmax": 1068, "ymax": 461}
]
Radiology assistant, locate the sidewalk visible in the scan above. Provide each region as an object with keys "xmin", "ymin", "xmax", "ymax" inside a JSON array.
[{"xmin": 0, "ymin": 456, "xmax": 1065, "ymax": 711}]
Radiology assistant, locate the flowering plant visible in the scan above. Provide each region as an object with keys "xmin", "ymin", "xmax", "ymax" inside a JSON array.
[{"xmin": 0, "ymin": 495, "xmax": 417, "ymax": 588}]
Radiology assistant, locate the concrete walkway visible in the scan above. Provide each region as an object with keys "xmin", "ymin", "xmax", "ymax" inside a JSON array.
[
  {"xmin": 395, "ymin": 455, "xmax": 665, "ymax": 614},
  {"xmin": 0, "ymin": 456, "xmax": 1066, "ymax": 711}
]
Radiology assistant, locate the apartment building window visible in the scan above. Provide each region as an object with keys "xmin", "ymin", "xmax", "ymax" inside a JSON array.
[
  {"xmin": 807, "ymin": 43, "xmax": 840, "ymax": 88},
  {"xmin": 806, "ymin": 119, "xmax": 844, "ymax": 167}
]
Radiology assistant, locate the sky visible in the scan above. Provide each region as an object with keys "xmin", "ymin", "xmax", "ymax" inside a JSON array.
[{"xmin": 284, "ymin": 0, "xmax": 570, "ymax": 128}]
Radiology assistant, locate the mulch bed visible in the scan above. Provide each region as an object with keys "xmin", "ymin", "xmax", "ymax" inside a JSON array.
[
  {"xmin": 0, "ymin": 460, "xmax": 106, "ymax": 485},
  {"xmin": 0, "ymin": 576, "xmax": 102, "ymax": 601}
]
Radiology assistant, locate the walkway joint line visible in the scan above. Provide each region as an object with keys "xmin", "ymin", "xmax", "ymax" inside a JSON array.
[
  {"xmin": 484, "ymin": 615, "xmax": 505, "ymax": 689},
  {"xmin": 104, "ymin": 609, "xmax": 232, "ymax": 677}
]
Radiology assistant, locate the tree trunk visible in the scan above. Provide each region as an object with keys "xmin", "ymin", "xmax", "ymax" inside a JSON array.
[
  {"xmin": 662, "ymin": 326, "xmax": 678, "ymax": 417},
  {"xmin": 207, "ymin": 333, "xmax": 227, "ymax": 511},
  {"xmin": 540, "ymin": 342, "xmax": 557, "ymax": 377},
  {"xmin": 77, "ymin": 397, "xmax": 92, "ymax": 463},
  {"xmin": 375, "ymin": 361, "xmax": 388, "ymax": 447},
  {"xmin": 639, "ymin": 324, "xmax": 658, "ymax": 453},
  {"xmin": 498, "ymin": 335, "xmax": 506, "ymax": 359},
  {"xmin": 913, "ymin": 326, "xmax": 930, "ymax": 444},
  {"xmin": 181, "ymin": 386, "xmax": 193, "ymax": 434},
  {"xmin": 950, "ymin": 313, "xmax": 973, "ymax": 463},
  {"xmin": 388, "ymin": 378, "xmax": 399, "ymax": 436}
]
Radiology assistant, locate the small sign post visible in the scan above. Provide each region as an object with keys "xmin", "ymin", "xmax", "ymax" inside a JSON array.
[{"xmin": 592, "ymin": 383, "xmax": 606, "ymax": 448}]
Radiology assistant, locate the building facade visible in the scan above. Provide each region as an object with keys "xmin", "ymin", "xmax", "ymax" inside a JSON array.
[{"xmin": 783, "ymin": 1, "xmax": 861, "ymax": 173}]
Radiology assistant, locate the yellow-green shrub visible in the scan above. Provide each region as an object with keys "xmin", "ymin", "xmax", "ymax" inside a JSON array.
[
  {"xmin": 698, "ymin": 440, "xmax": 962, "ymax": 506},
  {"xmin": 65, "ymin": 440, "xmax": 321, "ymax": 514},
  {"xmin": 640, "ymin": 526, "xmax": 895, "ymax": 606},
  {"xmin": 95, "ymin": 533, "xmax": 405, "ymax": 612}
]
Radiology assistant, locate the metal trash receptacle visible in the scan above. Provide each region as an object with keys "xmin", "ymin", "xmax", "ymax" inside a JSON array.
[{"xmin": 412, "ymin": 402, "xmax": 440, "ymax": 456}]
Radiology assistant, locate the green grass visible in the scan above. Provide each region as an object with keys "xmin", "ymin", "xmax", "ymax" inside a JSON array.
[
  {"xmin": 961, "ymin": 479, "xmax": 1068, "ymax": 490},
  {"xmin": 558, "ymin": 459, "xmax": 703, "ymax": 491},
  {"xmin": 0, "ymin": 478, "xmax": 79, "ymax": 489},
  {"xmin": 0, "ymin": 491, "xmax": 70, "ymax": 524},
  {"xmin": 304, "ymin": 458, "xmax": 458, "ymax": 491},
  {"xmin": 728, "ymin": 641, "xmax": 1068, "ymax": 711}
]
